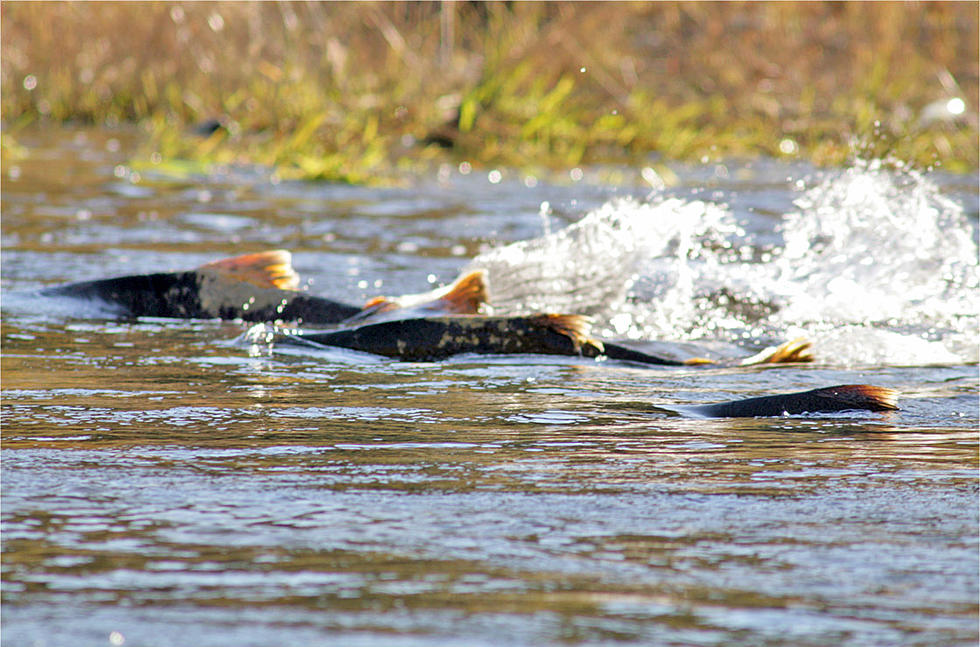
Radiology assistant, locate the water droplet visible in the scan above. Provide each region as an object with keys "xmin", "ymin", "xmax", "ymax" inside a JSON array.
[
  {"xmin": 946, "ymin": 97, "xmax": 966, "ymax": 115},
  {"xmin": 641, "ymin": 167, "xmax": 664, "ymax": 190},
  {"xmin": 207, "ymin": 12, "xmax": 224, "ymax": 32}
]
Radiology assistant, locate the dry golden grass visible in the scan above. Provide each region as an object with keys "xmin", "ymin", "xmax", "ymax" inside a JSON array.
[{"xmin": 2, "ymin": 2, "xmax": 976, "ymax": 180}]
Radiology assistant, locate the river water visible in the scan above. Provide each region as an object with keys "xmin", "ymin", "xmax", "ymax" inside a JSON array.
[{"xmin": 2, "ymin": 127, "xmax": 978, "ymax": 646}]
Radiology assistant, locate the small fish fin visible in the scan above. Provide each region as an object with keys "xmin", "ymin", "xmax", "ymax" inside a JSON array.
[
  {"xmin": 530, "ymin": 314, "xmax": 604, "ymax": 354},
  {"xmin": 683, "ymin": 357, "xmax": 715, "ymax": 365},
  {"xmin": 436, "ymin": 270, "xmax": 489, "ymax": 315},
  {"xmin": 738, "ymin": 337, "xmax": 813, "ymax": 365},
  {"xmin": 809, "ymin": 384, "xmax": 899, "ymax": 411},
  {"xmin": 200, "ymin": 250, "xmax": 300, "ymax": 290}
]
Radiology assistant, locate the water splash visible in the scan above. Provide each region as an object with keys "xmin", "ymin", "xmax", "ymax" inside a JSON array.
[{"xmin": 467, "ymin": 161, "xmax": 978, "ymax": 366}]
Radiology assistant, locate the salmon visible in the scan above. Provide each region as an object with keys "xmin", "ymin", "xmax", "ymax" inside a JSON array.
[
  {"xmin": 41, "ymin": 250, "xmax": 488, "ymax": 324},
  {"xmin": 280, "ymin": 313, "xmax": 813, "ymax": 367},
  {"xmin": 685, "ymin": 384, "xmax": 899, "ymax": 418},
  {"xmin": 283, "ymin": 314, "xmax": 607, "ymax": 362}
]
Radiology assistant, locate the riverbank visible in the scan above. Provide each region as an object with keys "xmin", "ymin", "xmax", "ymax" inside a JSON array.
[{"xmin": 2, "ymin": 2, "xmax": 976, "ymax": 182}]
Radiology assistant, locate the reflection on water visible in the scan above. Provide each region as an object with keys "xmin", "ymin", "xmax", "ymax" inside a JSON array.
[{"xmin": 2, "ymin": 127, "xmax": 978, "ymax": 646}]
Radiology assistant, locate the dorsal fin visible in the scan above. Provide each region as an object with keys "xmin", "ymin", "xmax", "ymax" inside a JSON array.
[
  {"xmin": 815, "ymin": 385, "xmax": 899, "ymax": 411},
  {"xmin": 200, "ymin": 250, "xmax": 300, "ymax": 290},
  {"xmin": 529, "ymin": 313, "xmax": 604, "ymax": 354}
]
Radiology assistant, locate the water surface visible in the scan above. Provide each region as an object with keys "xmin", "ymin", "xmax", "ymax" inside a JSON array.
[{"xmin": 2, "ymin": 127, "xmax": 977, "ymax": 646}]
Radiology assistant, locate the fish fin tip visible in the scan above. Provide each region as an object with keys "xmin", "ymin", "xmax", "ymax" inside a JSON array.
[{"xmin": 201, "ymin": 250, "xmax": 300, "ymax": 290}]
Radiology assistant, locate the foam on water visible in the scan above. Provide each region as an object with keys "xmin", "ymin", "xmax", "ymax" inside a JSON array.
[{"xmin": 468, "ymin": 161, "xmax": 978, "ymax": 366}]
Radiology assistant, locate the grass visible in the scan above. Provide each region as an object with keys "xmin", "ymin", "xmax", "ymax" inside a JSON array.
[{"xmin": 2, "ymin": 2, "xmax": 977, "ymax": 182}]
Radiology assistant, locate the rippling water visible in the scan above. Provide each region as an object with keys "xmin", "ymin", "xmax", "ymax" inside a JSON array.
[{"xmin": 2, "ymin": 127, "xmax": 978, "ymax": 646}]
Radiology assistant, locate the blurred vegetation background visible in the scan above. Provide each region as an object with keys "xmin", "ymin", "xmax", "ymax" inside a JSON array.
[{"xmin": 2, "ymin": 1, "xmax": 977, "ymax": 182}]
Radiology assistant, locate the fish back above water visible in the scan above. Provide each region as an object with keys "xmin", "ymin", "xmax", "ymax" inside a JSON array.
[
  {"xmin": 281, "ymin": 314, "xmax": 609, "ymax": 362},
  {"xmin": 269, "ymin": 315, "xmax": 812, "ymax": 367},
  {"xmin": 685, "ymin": 384, "xmax": 899, "ymax": 418},
  {"xmin": 40, "ymin": 265, "xmax": 362, "ymax": 323},
  {"xmin": 37, "ymin": 251, "xmax": 489, "ymax": 325}
]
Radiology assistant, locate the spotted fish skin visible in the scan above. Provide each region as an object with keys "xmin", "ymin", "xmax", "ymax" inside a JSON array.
[
  {"xmin": 41, "ymin": 271, "xmax": 362, "ymax": 323},
  {"xmin": 688, "ymin": 385, "xmax": 899, "ymax": 418},
  {"xmin": 286, "ymin": 314, "xmax": 613, "ymax": 361}
]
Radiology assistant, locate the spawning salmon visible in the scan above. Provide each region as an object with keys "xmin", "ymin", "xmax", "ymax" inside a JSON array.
[
  {"xmin": 685, "ymin": 384, "xmax": 899, "ymax": 417},
  {"xmin": 41, "ymin": 250, "xmax": 488, "ymax": 324},
  {"xmin": 278, "ymin": 313, "xmax": 812, "ymax": 366}
]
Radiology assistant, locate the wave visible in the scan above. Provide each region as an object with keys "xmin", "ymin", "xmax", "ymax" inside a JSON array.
[{"xmin": 466, "ymin": 160, "xmax": 978, "ymax": 366}]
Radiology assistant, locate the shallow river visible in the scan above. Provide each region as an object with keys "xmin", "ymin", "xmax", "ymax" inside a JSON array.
[{"xmin": 2, "ymin": 127, "xmax": 978, "ymax": 646}]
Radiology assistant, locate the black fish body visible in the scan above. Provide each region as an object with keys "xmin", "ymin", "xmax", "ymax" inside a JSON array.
[
  {"xmin": 41, "ymin": 271, "xmax": 361, "ymax": 323},
  {"xmin": 285, "ymin": 314, "xmax": 615, "ymax": 362}
]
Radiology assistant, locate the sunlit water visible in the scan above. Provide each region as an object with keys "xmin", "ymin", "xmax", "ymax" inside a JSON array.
[{"xmin": 2, "ymin": 126, "xmax": 977, "ymax": 647}]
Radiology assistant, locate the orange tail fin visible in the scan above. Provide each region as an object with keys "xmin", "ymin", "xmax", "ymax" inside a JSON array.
[
  {"xmin": 738, "ymin": 337, "xmax": 813, "ymax": 366},
  {"xmin": 363, "ymin": 269, "xmax": 489, "ymax": 315},
  {"xmin": 200, "ymin": 250, "xmax": 300, "ymax": 290},
  {"xmin": 432, "ymin": 269, "xmax": 489, "ymax": 314}
]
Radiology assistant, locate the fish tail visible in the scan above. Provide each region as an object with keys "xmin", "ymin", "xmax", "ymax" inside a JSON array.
[
  {"xmin": 199, "ymin": 250, "xmax": 300, "ymax": 290},
  {"xmin": 438, "ymin": 269, "xmax": 489, "ymax": 314},
  {"xmin": 738, "ymin": 337, "xmax": 813, "ymax": 366},
  {"xmin": 360, "ymin": 269, "xmax": 490, "ymax": 317}
]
